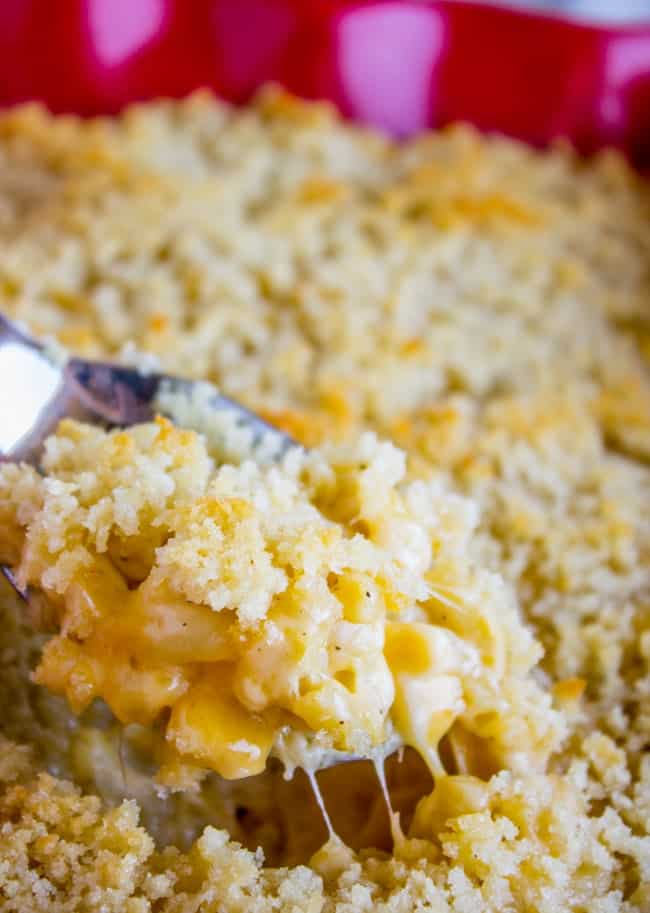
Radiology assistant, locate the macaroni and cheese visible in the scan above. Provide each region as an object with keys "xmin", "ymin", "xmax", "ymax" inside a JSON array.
[
  {"xmin": 0, "ymin": 413, "xmax": 561, "ymax": 787},
  {"xmin": 0, "ymin": 89, "xmax": 649, "ymax": 913}
]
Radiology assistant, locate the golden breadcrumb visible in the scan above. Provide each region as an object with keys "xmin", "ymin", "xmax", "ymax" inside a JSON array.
[{"xmin": 0, "ymin": 87, "xmax": 649, "ymax": 911}]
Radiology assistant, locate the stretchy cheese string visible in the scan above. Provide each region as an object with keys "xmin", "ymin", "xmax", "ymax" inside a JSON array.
[
  {"xmin": 306, "ymin": 750, "xmax": 410, "ymax": 857},
  {"xmin": 306, "ymin": 769, "xmax": 335, "ymax": 840},
  {"xmin": 373, "ymin": 754, "xmax": 405, "ymax": 849}
]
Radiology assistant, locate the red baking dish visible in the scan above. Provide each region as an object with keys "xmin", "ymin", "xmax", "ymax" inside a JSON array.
[{"xmin": 0, "ymin": 0, "xmax": 649, "ymax": 167}]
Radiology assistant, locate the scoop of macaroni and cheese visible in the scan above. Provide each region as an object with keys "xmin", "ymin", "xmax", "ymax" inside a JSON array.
[{"xmin": 0, "ymin": 416, "xmax": 563, "ymax": 784}]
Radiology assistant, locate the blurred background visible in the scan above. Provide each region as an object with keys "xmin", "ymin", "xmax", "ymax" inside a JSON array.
[{"xmin": 0, "ymin": 0, "xmax": 647, "ymax": 165}]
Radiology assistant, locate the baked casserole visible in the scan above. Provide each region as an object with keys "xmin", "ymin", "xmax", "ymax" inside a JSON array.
[{"xmin": 0, "ymin": 89, "xmax": 649, "ymax": 912}]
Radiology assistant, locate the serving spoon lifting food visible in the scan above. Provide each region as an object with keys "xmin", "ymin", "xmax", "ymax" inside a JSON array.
[
  {"xmin": 0, "ymin": 313, "xmax": 295, "ymax": 467},
  {"xmin": 0, "ymin": 311, "xmax": 295, "ymax": 593},
  {"xmin": 0, "ymin": 313, "xmax": 406, "ymax": 779}
]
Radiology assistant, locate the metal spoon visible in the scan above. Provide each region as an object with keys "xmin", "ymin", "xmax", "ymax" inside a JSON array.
[
  {"xmin": 0, "ymin": 313, "xmax": 403, "ymax": 774},
  {"xmin": 0, "ymin": 312, "xmax": 295, "ymax": 596}
]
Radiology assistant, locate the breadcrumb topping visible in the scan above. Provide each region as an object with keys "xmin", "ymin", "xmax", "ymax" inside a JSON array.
[{"xmin": 0, "ymin": 87, "xmax": 649, "ymax": 911}]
